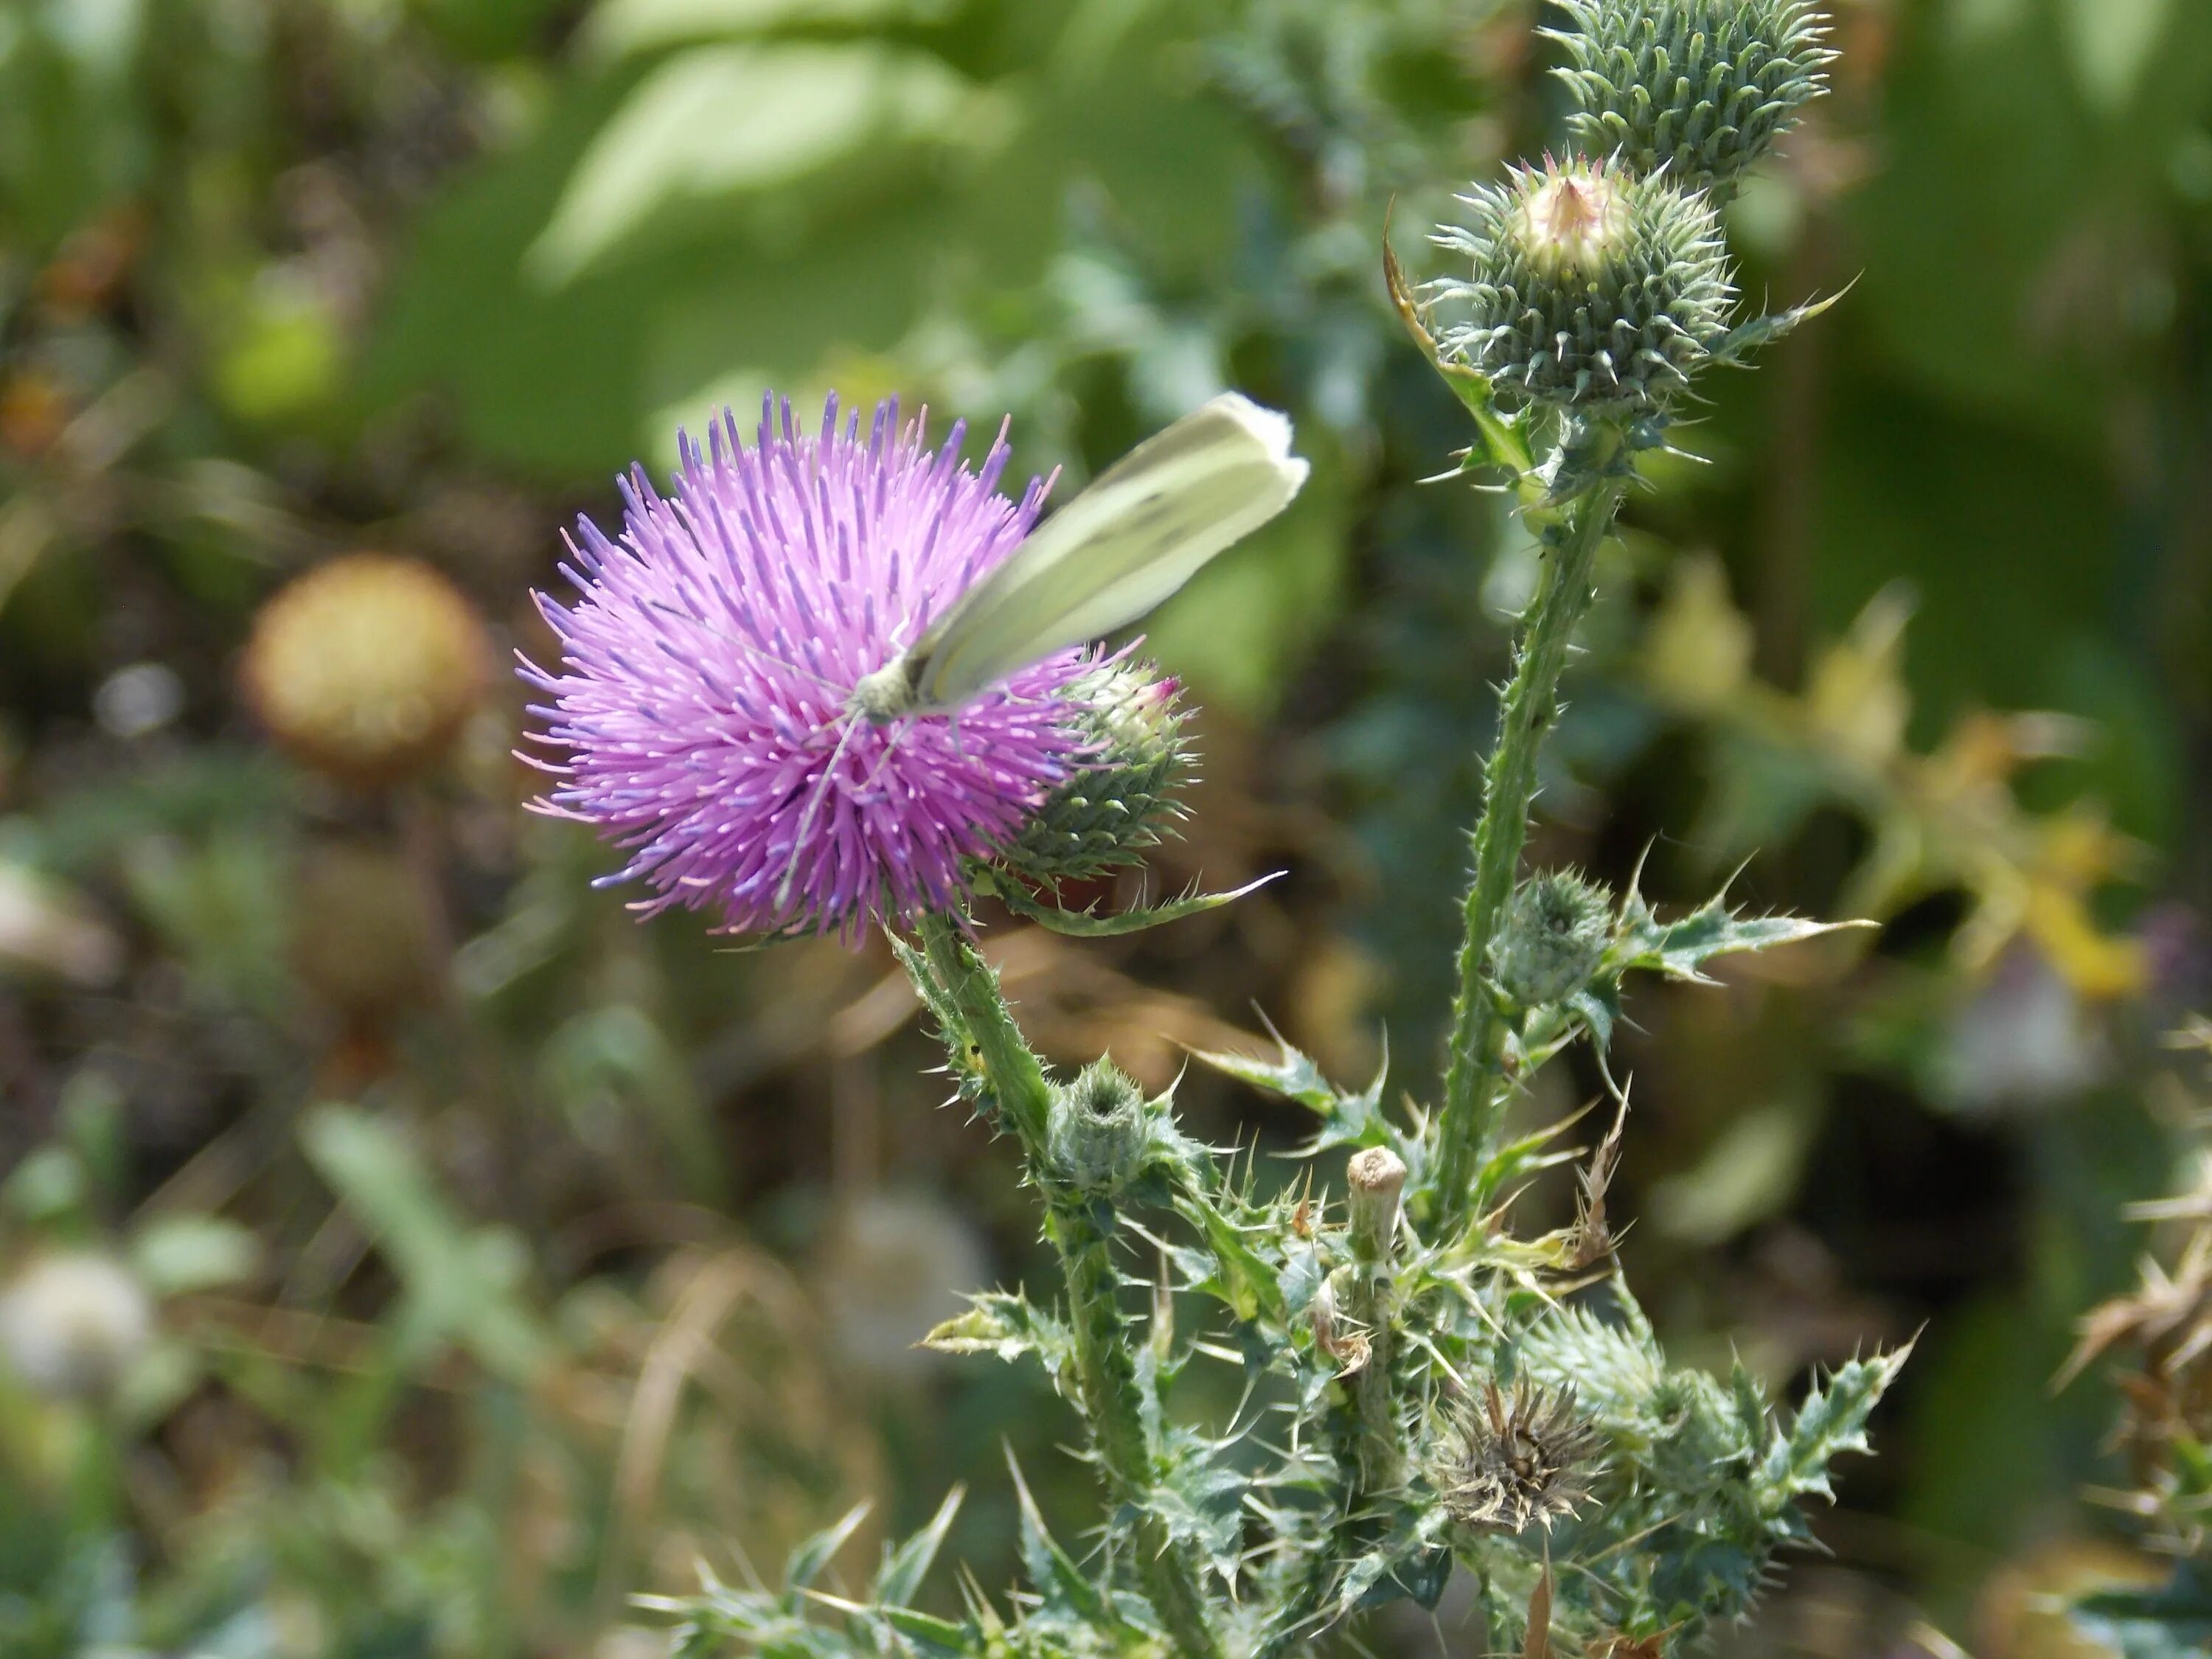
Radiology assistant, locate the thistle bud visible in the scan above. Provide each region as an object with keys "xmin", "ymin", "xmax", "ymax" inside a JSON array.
[
  {"xmin": 1550, "ymin": 0, "xmax": 1837, "ymax": 198},
  {"xmin": 1434, "ymin": 156, "xmax": 1734, "ymax": 413},
  {"xmin": 240, "ymin": 552, "xmax": 493, "ymax": 788},
  {"xmin": 1492, "ymin": 871, "xmax": 1613, "ymax": 1007},
  {"xmin": 1045, "ymin": 1060, "xmax": 1152, "ymax": 1195},
  {"xmin": 994, "ymin": 661, "xmax": 1192, "ymax": 888}
]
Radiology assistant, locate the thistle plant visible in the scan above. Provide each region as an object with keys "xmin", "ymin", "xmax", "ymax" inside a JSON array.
[{"xmin": 529, "ymin": 7, "xmax": 1903, "ymax": 1655}]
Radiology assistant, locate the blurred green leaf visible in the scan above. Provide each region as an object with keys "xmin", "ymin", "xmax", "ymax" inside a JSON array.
[
  {"xmin": 128, "ymin": 1215, "xmax": 261, "ymax": 1297},
  {"xmin": 526, "ymin": 44, "xmax": 989, "ymax": 286},
  {"xmin": 299, "ymin": 1106, "xmax": 554, "ymax": 1384}
]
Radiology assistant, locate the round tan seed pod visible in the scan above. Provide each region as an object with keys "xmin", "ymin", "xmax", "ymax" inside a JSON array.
[{"xmin": 240, "ymin": 552, "xmax": 492, "ymax": 787}]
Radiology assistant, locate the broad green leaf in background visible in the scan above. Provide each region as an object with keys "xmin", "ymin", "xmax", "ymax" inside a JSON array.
[
  {"xmin": 526, "ymin": 44, "xmax": 990, "ymax": 286},
  {"xmin": 581, "ymin": 0, "xmax": 956, "ymax": 60}
]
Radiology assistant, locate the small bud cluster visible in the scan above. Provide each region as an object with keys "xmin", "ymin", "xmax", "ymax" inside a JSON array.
[
  {"xmin": 1428, "ymin": 1, "xmax": 1834, "ymax": 414},
  {"xmin": 1492, "ymin": 870, "xmax": 1614, "ymax": 1006},
  {"xmin": 994, "ymin": 661, "xmax": 1192, "ymax": 889},
  {"xmin": 1551, "ymin": 0, "xmax": 1837, "ymax": 199},
  {"xmin": 1435, "ymin": 156, "xmax": 1734, "ymax": 414}
]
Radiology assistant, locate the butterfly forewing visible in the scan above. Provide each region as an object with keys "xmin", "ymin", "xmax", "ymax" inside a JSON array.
[{"xmin": 905, "ymin": 394, "xmax": 1308, "ymax": 713}]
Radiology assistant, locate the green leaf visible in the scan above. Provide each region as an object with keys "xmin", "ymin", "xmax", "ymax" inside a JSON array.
[
  {"xmin": 875, "ymin": 1604, "xmax": 979, "ymax": 1657},
  {"xmin": 987, "ymin": 869, "xmax": 1281, "ymax": 937},
  {"xmin": 2070, "ymin": 1562, "xmax": 2212, "ymax": 1659},
  {"xmin": 1713, "ymin": 286, "xmax": 1850, "ymax": 369},
  {"xmin": 582, "ymin": 0, "xmax": 956, "ymax": 60},
  {"xmin": 1757, "ymin": 1343, "xmax": 1912, "ymax": 1512},
  {"xmin": 1383, "ymin": 212, "xmax": 1532, "ymax": 482},
  {"xmin": 785, "ymin": 1502, "xmax": 874, "ymax": 1593},
  {"xmin": 922, "ymin": 1291, "xmax": 1074, "ymax": 1384},
  {"xmin": 1192, "ymin": 1032, "xmax": 1392, "ymax": 1155},
  {"xmin": 1612, "ymin": 880, "xmax": 1872, "ymax": 986},
  {"xmin": 527, "ymin": 44, "xmax": 987, "ymax": 285},
  {"xmin": 872, "ymin": 1486, "xmax": 964, "ymax": 1609},
  {"xmin": 1006, "ymin": 1451, "xmax": 1116, "ymax": 1629},
  {"xmin": 299, "ymin": 1105, "xmax": 553, "ymax": 1383},
  {"xmin": 1172, "ymin": 1187, "xmax": 1286, "ymax": 1324},
  {"xmin": 128, "ymin": 1214, "xmax": 262, "ymax": 1296}
]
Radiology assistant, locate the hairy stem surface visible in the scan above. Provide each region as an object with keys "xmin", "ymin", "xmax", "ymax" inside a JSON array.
[
  {"xmin": 913, "ymin": 912, "xmax": 1222, "ymax": 1659},
  {"xmin": 1428, "ymin": 470, "xmax": 1627, "ymax": 1235}
]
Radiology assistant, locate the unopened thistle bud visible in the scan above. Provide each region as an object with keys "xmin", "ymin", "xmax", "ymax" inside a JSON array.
[
  {"xmin": 1550, "ymin": 0, "xmax": 1837, "ymax": 198},
  {"xmin": 1434, "ymin": 156, "xmax": 1734, "ymax": 413},
  {"xmin": 242, "ymin": 553, "xmax": 493, "ymax": 787},
  {"xmin": 993, "ymin": 661, "xmax": 1192, "ymax": 888},
  {"xmin": 1492, "ymin": 871, "xmax": 1613, "ymax": 1006},
  {"xmin": 1046, "ymin": 1059, "xmax": 1152, "ymax": 1195}
]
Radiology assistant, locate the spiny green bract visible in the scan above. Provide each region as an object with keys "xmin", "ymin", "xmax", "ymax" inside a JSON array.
[
  {"xmin": 1433, "ymin": 156, "xmax": 1734, "ymax": 413},
  {"xmin": 994, "ymin": 660, "xmax": 1192, "ymax": 887},
  {"xmin": 1494, "ymin": 870, "xmax": 1614, "ymax": 1006},
  {"xmin": 1550, "ymin": 0, "xmax": 1837, "ymax": 197}
]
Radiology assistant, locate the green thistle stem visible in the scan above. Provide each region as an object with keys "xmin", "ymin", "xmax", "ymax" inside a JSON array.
[
  {"xmin": 1429, "ymin": 467, "xmax": 1627, "ymax": 1235},
  {"xmin": 912, "ymin": 912, "xmax": 1222, "ymax": 1659}
]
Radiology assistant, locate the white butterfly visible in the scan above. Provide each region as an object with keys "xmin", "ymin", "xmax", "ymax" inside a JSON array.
[
  {"xmin": 763, "ymin": 392, "xmax": 1307, "ymax": 912},
  {"xmin": 847, "ymin": 392, "xmax": 1310, "ymax": 723}
]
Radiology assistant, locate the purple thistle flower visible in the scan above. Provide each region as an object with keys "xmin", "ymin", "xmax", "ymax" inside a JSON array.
[{"xmin": 521, "ymin": 393, "xmax": 1096, "ymax": 941}]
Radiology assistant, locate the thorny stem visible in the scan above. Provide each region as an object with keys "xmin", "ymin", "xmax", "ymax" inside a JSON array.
[
  {"xmin": 1343, "ymin": 1149, "xmax": 1408, "ymax": 1490},
  {"xmin": 1428, "ymin": 462, "xmax": 1628, "ymax": 1237},
  {"xmin": 912, "ymin": 912, "xmax": 1223, "ymax": 1659}
]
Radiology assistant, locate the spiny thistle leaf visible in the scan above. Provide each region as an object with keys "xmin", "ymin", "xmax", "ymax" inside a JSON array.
[
  {"xmin": 1612, "ymin": 882, "xmax": 1873, "ymax": 985},
  {"xmin": 2068, "ymin": 1562, "xmax": 2212, "ymax": 1659},
  {"xmin": 1756, "ymin": 1343, "xmax": 1912, "ymax": 1511},
  {"xmin": 873, "ymin": 1486, "xmax": 966, "ymax": 1610},
  {"xmin": 982, "ymin": 868, "xmax": 1283, "ymax": 936},
  {"xmin": 1193, "ymin": 1034, "xmax": 1396, "ymax": 1156},
  {"xmin": 923, "ymin": 1292, "xmax": 1076, "ymax": 1390}
]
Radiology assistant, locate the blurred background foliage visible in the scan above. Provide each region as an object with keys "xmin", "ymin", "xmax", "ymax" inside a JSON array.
[{"xmin": 0, "ymin": 0, "xmax": 2208, "ymax": 1653}]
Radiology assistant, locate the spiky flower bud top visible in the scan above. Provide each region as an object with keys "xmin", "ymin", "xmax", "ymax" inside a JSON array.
[
  {"xmin": 1433, "ymin": 155, "xmax": 1734, "ymax": 413},
  {"xmin": 1551, "ymin": 0, "xmax": 1837, "ymax": 197},
  {"xmin": 524, "ymin": 395, "xmax": 1099, "ymax": 940},
  {"xmin": 994, "ymin": 658, "xmax": 1192, "ymax": 888},
  {"xmin": 1492, "ymin": 870, "xmax": 1613, "ymax": 1006}
]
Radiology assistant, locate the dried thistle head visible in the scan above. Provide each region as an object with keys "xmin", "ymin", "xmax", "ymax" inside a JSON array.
[{"xmin": 1439, "ymin": 1380, "xmax": 1605, "ymax": 1532}]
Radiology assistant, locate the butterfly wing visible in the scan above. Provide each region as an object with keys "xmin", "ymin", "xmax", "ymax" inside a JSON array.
[{"xmin": 905, "ymin": 393, "xmax": 1309, "ymax": 713}]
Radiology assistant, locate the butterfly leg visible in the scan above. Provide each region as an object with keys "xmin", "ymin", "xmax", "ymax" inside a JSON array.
[{"xmin": 774, "ymin": 713, "xmax": 861, "ymax": 915}]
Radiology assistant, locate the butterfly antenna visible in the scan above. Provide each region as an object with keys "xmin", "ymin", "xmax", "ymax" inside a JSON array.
[
  {"xmin": 647, "ymin": 600, "xmax": 844, "ymax": 694},
  {"xmin": 776, "ymin": 714, "xmax": 862, "ymax": 914}
]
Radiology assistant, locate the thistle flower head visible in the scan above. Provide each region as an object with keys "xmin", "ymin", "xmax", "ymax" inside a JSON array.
[
  {"xmin": 1493, "ymin": 869, "xmax": 1615, "ymax": 1006},
  {"xmin": 1433, "ymin": 156, "xmax": 1735, "ymax": 413},
  {"xmin": 1551, "ymin": 0, "xmax": 1837, "ymax": 196},
  {"xmin": 524, "ymin": 394, "xmax": 1101, "ymax": 941},
  {"xmin": 241, "ymin": 552, "xmax": 492, "ymax": 787},
  {"xmin": 1439, "ymin": 1379, "xmax": 1605, "ymax": 1533}
]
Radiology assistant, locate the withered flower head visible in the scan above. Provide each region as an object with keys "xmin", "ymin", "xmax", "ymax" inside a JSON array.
[{"xmin": 1439, "ymin": 1379, "xmax": 1604, "ymax": 1532}]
